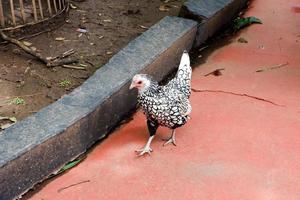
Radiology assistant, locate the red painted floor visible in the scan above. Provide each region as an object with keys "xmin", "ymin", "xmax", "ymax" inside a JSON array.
[{"xmin": 28, "ymin": 0, "xmax": 300, "ymax": 199}]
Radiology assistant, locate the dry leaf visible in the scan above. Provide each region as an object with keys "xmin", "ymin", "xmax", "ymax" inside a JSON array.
[
  {"xmin": 237, "ymin": 37, "xmax": 248, "ymax": 43},
  {"xmin": 1, "ymin": 123, "xmax": 13, "ymax": 130},
  {"xmin": 159, "ymin": 5, "xmax": 171, "ymax": 12},
  {"xmin": 204, "ymin": 68, "xmax": 225, "ymax": 77},
  {"xmin": 9, "ymin": 117, "xmax": 17, "ymax": 122},
  {"xmin": 139, "ymin": 25, "xmax": 148, "ymax": 29},
  {"xmin": 70, "ymin": 3, "xmax": 77, "ymax": 9},
  {"xmin": 0, "ymin": 116, "xmax": 17, "ymax": 130},
  {"xmin": 30, "ymin": 46, "xmax": 37, "ymax": 51}
]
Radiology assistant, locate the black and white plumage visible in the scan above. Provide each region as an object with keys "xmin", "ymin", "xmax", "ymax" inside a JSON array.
[{"xmin": 129, "ymin": 51, "xmax": 192, "ymax": 156}]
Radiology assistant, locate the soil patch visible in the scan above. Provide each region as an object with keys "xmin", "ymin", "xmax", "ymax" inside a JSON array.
[{"xmin": 0, "ymin": 0, "xmax": 182, "ymax": 122}]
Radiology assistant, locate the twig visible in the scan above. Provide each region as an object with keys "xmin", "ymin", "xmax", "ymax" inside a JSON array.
[
  {"xmin": 85, "ymin": 60, "xmax": 96, "ymax": 67},
  {"xmin": 62, "ymin": 64, "xmax": 86, "ymax": 70},
  {"xmin": 198, "ymin": 45, "xmax": 209, "ymax": 52},
  {"xmin": 48, "ymin": 49, "xmax": 76, "ymax": 61},
  {"xmin": 0, "ymin": 31, "xmax": 78, "ymax": 67},
  {"xmin": 255, "ymin": 62, "xmax": 289, "ymax": 73},
  {"xmin": 0, "ymin": 30, "xmax": 49, "ymax": 63},
  {"xmin": 48, "ymin": 58, "xmax": 79, "ymax": 67},
  {"xmin": 61, "ymin": 49, "xmax": 76, "ymax": 58},
  {"xmin": 57, "ymin": 180, "xmax": 90, "ymax": 193},
  {"xmin": 191, "ymin": 88, "xmax": 285, "ymax": 107}
]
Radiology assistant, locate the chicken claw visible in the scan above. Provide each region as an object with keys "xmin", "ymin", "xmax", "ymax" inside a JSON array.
[
  {"xmin": 163, "ymin": 137, "xmax": 176, "ymax": 146},
  {"xmin": 135, "ymin": 146, "xmax": 153, "ymax": 156},
  {"xmin": 163, "ymin": 130, "xmax": 176, "ymax": 146}
]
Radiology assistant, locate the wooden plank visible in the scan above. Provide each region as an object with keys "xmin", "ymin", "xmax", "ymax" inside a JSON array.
[
  {"xmin": 58, "ymin": 0, "xmax": 61, "ymax": 10},
  {"xmin": 37, "ymin": 0, "xmax": 44, "ymax": 19},
  {"xmin": 0, "ymin": 0, "xmax": 5, "ymax": 27},
  {"xmin": 53, "ymin": 0, "xmax": 57, "ymax": 13},
  {"xmin": 19, "ymin": 0, "xmax": 26, "ymax": 23},
  {"xmin": 47, "ymin": 0, "xmax": 52, "ymax": 15},
  {"xmin": 9, "ymin": 0, "xmax": 16, "ymax": 26},
  {"xmin": 32, "ymin": 0, "xmax": 38, "ymax": 22}
]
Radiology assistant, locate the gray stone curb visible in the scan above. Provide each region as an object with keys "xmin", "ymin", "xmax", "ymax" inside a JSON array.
[
  {"xmin": 0, "ymin": 16, "xmax": 197, "ymax": 200},
  {"xmin": 180, "ymin": 0, "xmax": 248, "ymax": 47}
]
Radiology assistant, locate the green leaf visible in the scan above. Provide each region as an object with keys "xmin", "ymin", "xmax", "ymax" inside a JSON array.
[
  {"xmin": 58, "ymin": 159, "xmax": 82, "ymax": 174},
  {"xmin": 233, "ymin": 16, "xmax": 262, "ymax": 30},
  {"xmin": 9, "ymin": 97, "xmax": 25, "ymax": 105},
  {"xmin": 59, "ymin": 79, "xmax": 71, "ymax": 87}
]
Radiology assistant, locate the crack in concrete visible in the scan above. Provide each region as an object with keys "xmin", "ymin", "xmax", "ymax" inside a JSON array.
[{"xmin": 191, "ymin": 88, "xmax": 286, "ymax": 107}]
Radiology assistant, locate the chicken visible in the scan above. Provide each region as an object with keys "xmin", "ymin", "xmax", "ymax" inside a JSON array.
[{"xmin": 129, "ymin": 50, "xmax": 192, "ymax": 156}]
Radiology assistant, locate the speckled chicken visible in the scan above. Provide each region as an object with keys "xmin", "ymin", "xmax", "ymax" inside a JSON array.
[{"xmin": 129, "ymin": 51, "xmax": 192, "ymax": 156}]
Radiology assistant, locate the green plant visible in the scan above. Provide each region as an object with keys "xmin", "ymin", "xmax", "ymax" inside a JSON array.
[
  {"xmin": 233, "ymin": 16, "xmax": 262, "ymax": 31},
  {"xmin": 10, "ymin": 97, "xmax": 25, "ymax": 105},
  {"xmin": 59, "ymin": 79, "xmax": 71, "ymax": 87},
  {"xmin": 57, "ymin": 159, "xmax": 82, "ymax": 174}
]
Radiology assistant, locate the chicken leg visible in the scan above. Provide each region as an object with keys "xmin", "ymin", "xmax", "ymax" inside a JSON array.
[
  {"xmin": 136, "ymin": 119, "xmax": 158, "ymax": 156},
  {"xmin": 136, "ymin": 135, "xmax": 155, "ymax": 156}
]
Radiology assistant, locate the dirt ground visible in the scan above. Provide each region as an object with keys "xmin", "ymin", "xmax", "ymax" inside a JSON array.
[{"xmin": 0, "ymin": 0, "xmax": 182, "ymax": 129}]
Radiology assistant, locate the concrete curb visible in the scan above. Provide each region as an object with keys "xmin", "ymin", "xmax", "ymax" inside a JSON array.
[
  {"xmin": 180, "ymin": 0, "xmax": 248, "ymax": 47},
  {"xmin": 0, "ymin": 0, "xmax": 247, "ymax": 198},
  {"xmin": 0, "ymin": 16, "xmax": 197, "ymax": 200}
]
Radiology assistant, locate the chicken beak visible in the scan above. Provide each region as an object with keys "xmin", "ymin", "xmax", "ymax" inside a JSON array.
[{"xmin": 129, "ymin": 82, "xmax": 135, "ymax": 90}]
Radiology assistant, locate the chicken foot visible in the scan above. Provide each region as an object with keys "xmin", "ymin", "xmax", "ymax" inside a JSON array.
[
  {"xmin": 136, "ymin": 135, "xmax": 154, "ymax": 156},
  {"xmin": 163, "ymin": 129, "xmax": 176, "ymax": 146}
]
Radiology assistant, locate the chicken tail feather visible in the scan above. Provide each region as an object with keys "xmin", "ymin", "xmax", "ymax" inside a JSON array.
[{"xmin": 166, "ymin": 50, "xmax": 192, "ymax": 97}]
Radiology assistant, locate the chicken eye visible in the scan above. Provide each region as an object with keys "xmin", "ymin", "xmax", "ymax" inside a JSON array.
[{"xmin": 137, "ymin": 81, "xmax": 142, "ymax": 84}]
